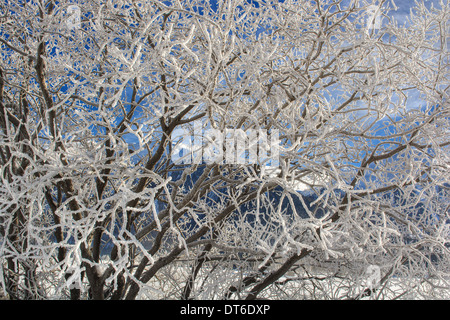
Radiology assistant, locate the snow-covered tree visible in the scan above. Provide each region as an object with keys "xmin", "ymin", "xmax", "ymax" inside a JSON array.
[{"xmin": 0, "ymin": 0, "xmax": 448, "ymax": 300}]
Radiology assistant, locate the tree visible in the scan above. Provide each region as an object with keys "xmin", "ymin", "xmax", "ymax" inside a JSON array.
[{"xmin": 0, "ymin": 0, "xmax": 448, "ymax": 300}]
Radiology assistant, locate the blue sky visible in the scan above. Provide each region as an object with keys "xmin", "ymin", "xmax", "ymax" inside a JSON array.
[
  {"xmin": 10, "ymin": 0, "xmax": 440, "ymax": 166},
  {"xmin": 387, "ymin": 0, "xmax": 444, "ymax": 23}
]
